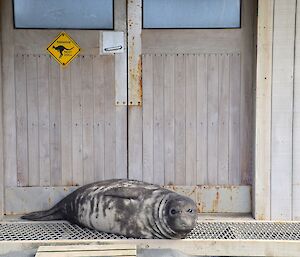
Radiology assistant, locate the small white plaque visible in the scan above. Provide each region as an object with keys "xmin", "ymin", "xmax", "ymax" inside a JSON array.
[{"xmin": 100, "ymin": 31, "xmax": 125, "ymax": 55}]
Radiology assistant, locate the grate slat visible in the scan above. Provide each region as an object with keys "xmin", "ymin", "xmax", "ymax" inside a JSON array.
[{"xmin": 1, "ymin": 222, "xmax": 300, "ymax": 241}]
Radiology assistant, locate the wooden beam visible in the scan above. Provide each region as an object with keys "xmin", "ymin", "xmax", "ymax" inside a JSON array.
[
  {"xmin": 114, "ymin": 0, "xmax": 127, "ymax": 106},
  {"xmin": 128, "ymin": 0, "xmax": 143, "ymax": 180},
  {"xmin": 293, "ymin": 0, "xmax": 300, "ymax": 220},
  {"xmin": 271, "ymin": 0, "xmax": 296, "ymax": 220},
  {"xmin": 114, "ymin": 0, "xmax": 128, "ymax": 179},
  {"xmin": 35, "ymin": 244, "xmax": 137, "ymax": 257},
  {"xmin": 1, "ymin": 0, "xmax": 17, "ymax": 189},
  {"xmin": 128, "ymin": 0, "xmax": 142, "ymax": 106},
  {"xmin": 1, "ymin": 240, "xmax": 300, "ymax": 257},
  {"xmin": 0, "ymin": 0, "xmax": 4, "ymax": 220},
  {"xmin": 254, "ymin": 0, "xmax": 274, "ymax": 220}
]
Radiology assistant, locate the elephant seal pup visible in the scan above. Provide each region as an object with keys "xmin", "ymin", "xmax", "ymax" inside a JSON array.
[{"xmin": 21, "ymin": 179, "xmax": 197, "ymax": 239}]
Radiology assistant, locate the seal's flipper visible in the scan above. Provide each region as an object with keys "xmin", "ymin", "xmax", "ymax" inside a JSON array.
[{"xmin": 21, "ymin": 207, "xmax": 63, "ymax": 221}]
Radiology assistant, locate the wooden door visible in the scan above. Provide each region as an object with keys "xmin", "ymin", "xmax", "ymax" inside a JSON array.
[
  {"xmin": 1, "ymin": 0, "xmax": 127, "ymax": 214},
  {"xmin": 140, "ymin": 0, "xmax": 256, "ymax": 186}
]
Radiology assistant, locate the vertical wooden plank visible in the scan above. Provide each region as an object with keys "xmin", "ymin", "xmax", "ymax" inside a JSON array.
[
  {"xmin": 153, "ymin": 54, "xmax": 164, "ymax": 185},
  {"xmin": 142, "ymin": 54, "xmax": 154, "ymax": 183},
  {"xmin": 164, "ymin": 54, "xmax": 175, "ymax": 185},
  {"xmin": 15, "ymin": 54, "xmax": 28, "ymax": 186},
  {"xmin": 114, "ymin": 0, "xmax": 128, "ymax": 106},
  {"xmin": 128, "ymin": 0, "xmax": 142, "ymax": 106},
  {"xmin": 60, "ymin": 66, "xmax": 72, "ymax": 186},
  {"xmin": 104, "ymin": 56, "xmax": 116, "ymax": 179},
  {"xmin": 293, "ymin": 0, "xmax": 300, "ymax": 221},
  {"xmin": 174, "ymin": 54, "xmax": 186, "ymax": 185},
  {"xmin": 115, "ymin": 106, "xmax": 127, "ymax": 179},
  {"xmin": 49, "ymin": 58, "xmax": 61, "ymax": 186},
  {"xmin": 240, "ymin": 0, "xmax": 255, "ymax": 185},
  {"xmin": 81, "ymin": 56, "xmax": 94, "ymax": 184},
  {"xmin": 218, "ymin": 54, "xmax": 230, "ymax": 185},
  {"xmin": 254, "ymin": 0, "xmax": 274, "ymax": 220},
  {"xmin": 93, "ymin": 56, "xmax": 105, "ymax": 181},
  {"xmin": 128, "ymin": 0, "xmax": 143, "ymax": 180},
  {"xmin": 71, "ymin": 57, "xmax": 83, "ymax": 186},
  {"xmin": 229, "ymin": 54, "xmax": 241, "ymax": 185},
  {"xmin": 185, "ymin": 54, "xmax": 197, "ymax": 186},
  {"xmin": 0, "ymin": 8, "xmax": 4, "ymax": 217},
  {"xmin": 26, "ymin": 55, "xmax": 39, "ymax": 186},
  {"xmin": 196, "ymin": 54, "xmax": 208, "ymax": 184},
  {"xmin": 38, "ymin": 55, "xmax": 50, "ymax": 186},
  {"xmin": 115, "ymin": 0, "xmax": 127, "ymax": 179},
  {"xmin": 128, "ymin": 109, "xmax": 143, "ymax": 180},
  {"xmin": 207, "ymin": 54, "xmax": 219, "ymax": 184},
  {"xmin": 271, "ymin": 0, "xmax": 296, "ymax": 220},
  {"xmin": 2, "ymin": 0, "xmax": 17, "ymax": 187}
]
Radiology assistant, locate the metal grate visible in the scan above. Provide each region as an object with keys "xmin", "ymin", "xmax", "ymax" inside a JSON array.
[
  {"xmin": 186, "ymin": 222, "xmax": 300, "ymax": 240},
  {"xmin": 0, "ymin": 222, "xmax": 129, "ymax": 241},
  {"xmin": 1, "ymin": 221, "xmax": 300, "ymax": 241}
]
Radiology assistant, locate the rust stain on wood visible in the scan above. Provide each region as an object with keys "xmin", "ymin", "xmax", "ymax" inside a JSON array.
[
  {"xmin": 128, "ymin": 0, "xmax": 142, "ymax": 106},
  {"xmin": 128, "ymin": 45, "xmax": 142, "ymax": 106},
  {"xmin": 198, "ymin": 202, "xmax": 205, "ymax": 213},
  {"xmin": 212, "ymin": 191, "xmax": 220, "ymax": 212}
]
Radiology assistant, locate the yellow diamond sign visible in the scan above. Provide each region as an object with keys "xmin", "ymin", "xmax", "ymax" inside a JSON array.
[{"xmin": 47, "ymin": 32, "xmax": 81, "ymax": 67}]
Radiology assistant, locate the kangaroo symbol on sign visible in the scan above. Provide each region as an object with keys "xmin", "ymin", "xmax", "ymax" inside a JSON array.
[{"xmin": 52, "ymin": 45, "xmax": 74, "ymax": 58}]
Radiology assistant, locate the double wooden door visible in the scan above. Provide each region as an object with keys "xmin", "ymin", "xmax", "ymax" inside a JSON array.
[{"xmin": 0, "ymin": 0, "xmax": 256, "ymax": 215}]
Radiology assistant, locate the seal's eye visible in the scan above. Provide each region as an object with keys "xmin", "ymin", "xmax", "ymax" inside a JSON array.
[
  {"xmin": 170, "ymin": 209, "xmax": 177, "ymax": 215},
  {"xmin": 187, "ymin": 209, "xmax": 193, "ymax": 213}
]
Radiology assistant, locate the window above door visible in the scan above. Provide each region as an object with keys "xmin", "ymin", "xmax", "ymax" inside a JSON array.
[
  {"xmin": 13, "ymin": 0, "xmax": 114, "ymax": 29},
  {"xmin": 143, "ymin": 0, "xmax": 241, "ymax": 29}
]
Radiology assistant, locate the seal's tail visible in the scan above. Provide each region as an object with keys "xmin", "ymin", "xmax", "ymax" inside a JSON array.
[{"xmin": 21, "ymin": 206, "xmax": 63, "ymax": 221}]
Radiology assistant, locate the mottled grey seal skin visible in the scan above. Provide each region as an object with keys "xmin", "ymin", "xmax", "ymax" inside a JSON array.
[{"xmin": 21, "ymin": 179, "xmax": 197, "ymax": 239}]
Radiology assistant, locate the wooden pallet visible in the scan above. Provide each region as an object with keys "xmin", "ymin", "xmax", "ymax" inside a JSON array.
[{"xmin": 35, "ymin": 244, "xmax": 137, "ymax": 257}]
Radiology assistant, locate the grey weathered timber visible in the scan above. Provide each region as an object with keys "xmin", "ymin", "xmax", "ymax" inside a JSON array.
[
  {"xmin": 128, "ymin": 0, "xmax": 143, "ymax": 181},
  {"xmin": 1, "ymin": 0, "xmax": 127, "ymax": 215},
  {"xmin": 141, "ymin": 0, "xmax": 255, "ymax": 187},
  {"xmin": 142, "ymin": 53, "xmax": 242, "ymax": 186},
  {"xmin": 1, "ymin": 239, "xmax": 300, "ymax": 257},
  {"xmin": 293, "ymin": 0, "xmax": 300, "ymax": 220},
  {"xmin": 0, "ymin": 0, "xmax": 4, "ymax": 219},
  {"xmin": 5, "ymin": 185, "xmax": 251, "ymax": 215},
  {"xmin": 254, "ymin": 0, "xmax": 274, "ymax": 220},
  {"xmin": 271, "ymin": 0, "xmax": 296, "ymax": 221},
  {"xmin": 35, "ymin": 244, "xmax": 137, "ymax": 257}
]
